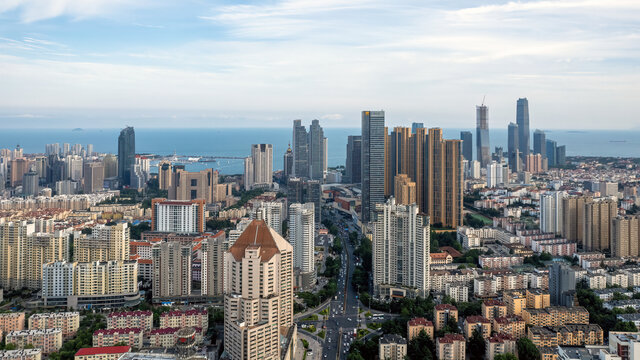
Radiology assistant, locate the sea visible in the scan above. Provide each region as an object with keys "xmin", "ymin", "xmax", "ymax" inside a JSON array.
[{"xmin": 1, "ymin": 128, "xmax": 639, "ymax": 175}]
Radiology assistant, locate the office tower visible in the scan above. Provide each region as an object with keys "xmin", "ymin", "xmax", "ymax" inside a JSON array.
[
  {"xmin": 83, "ymin": 162, "xmax": 104, "ymax": 194},
  {"xmin": 540, "ymin": 191, "xmax": 566, "ymax": 235},
  {"xmin": 556, "ymin": 145, "xmax": 566, "ymax": 166},
  {"xmin": 411, "ymin": 122, "xmax": 424, "ymax": 133},
  {"xmin": 223, "ymin": 220, "xmax": 294, "ymax": 360},
  {"xmin": 486, "ymin": 161, "xmax": 506, "ymax": 188},
  {"xmin": 46, "ymin": 143, "xmax": 60, "ymax": 156},
  {"xmin": 507, "ymin": 122, "xmax": 519, "ymax": 172},
  {"xmin": 476, "ymin": 104, "xmax": 490, "ymax": 167},
  {"xmin": 460, "ymin": 131, "xmax": 473, "ymax": 161},
  {"xmin": 244, "ymin": 144, "xmax": 273, "ymax": 190},
  {"xmin": 169, "ymin": 168, "xmax": 218, "ymax": 203},
  {"xmin": 305, "ymin": 180, "xmax": 322, "ymax": 223},
  {"xmin": 152, "ymin": 242, "xmax": 192, "ymax": 298},
  {"xmin": 584, "ymin": 199, "xmax": 617, "ymax": 251},
  {"xmin": 74, "ymin": 223, "xmax": 130, "ymax": 262},
  {"xmin": 361, "ymin": 111, "xmax": 386, "ymax": 222},
  {"xmin": 287, "ymin": 177, "xmax": 304, "ymax": 203},
  {"xmin": 64, "ymin": 155, "xmax": 83, "ymax": 181},
  {"xmin": 525, "ymin": 153, "xmax": 544, "ymax": 173},
  {"xmin": 372, "ymin": 198, "xmax": 430, "ymax": 297},
  {"xmin": 546, "ymin": 139, "xmax": 558, "ymax": 167},
  {"xmin": 151, "ymin": 198, "xmax": 205, "ymax": 233},
  {"xmin": 63, "ymin": 143, "xmax": 70, "ymax": 157},
  {"xmin": 533, "ymin": 129, "xmax": 546, "ymax": 155},
  {"xmin": 289, "ymin": 203, "xmax": 316, "ymax": 290},
  {"xmin": 22, "ymin": 169, "xmax": 39, "ymax": 197},
  {"xmin": 425, "ymin": 128, "xmax": 463, "ymax": 228},
  {"xmin": 253, "ymin": 201, "xmax": 284, "ymax": 236},
  {"xmin": 549, "ymin": 262, "xmax": 576, "ymax": 307},
  {"xmin": 612, "ymin": 216, "xmax": 640, "ymax": 258},
  {"xmin": 345, "ymin": 135, "xmax": 362, "ymax": 184},
  {"xmin": 283, "ymin": 145, "xmax": 293, "ymax": 179},
  {"xmin": 308, "ymin": 120, "xmax": 325, "ymax": 180},
  {"xmin": 117, "ymin": 126, "xmax": 135, "ymax": 187},
  {"xmin": 292, "ymin": 120, "xmax": 309, "ymax": 178},
  {"xmin": 243, "ymin": 157, "xmax": 253, "ymax": 190},
  {"xmin": 34, "ymin": 156, "xmax": 48, "ymax": 179},
  {"xmin": 201, "ymin": 234, "xmax": 225, "ymax": 297},
  {"xmin": 0, "ymin": 222, "xmax": 70, "ymax": 290},
  {"xmin": 394, "ymin": 174, "xmax": 416, "ymax": 205},
  {"xmin": 103, "ymin": 154, "xmax": 118, "ymax": 179},
  {"xmin": 158, "ymin": 161, "xmax": 172, "ymax": 190},
  {"xmin": 86, "ymin": 144, "xmax": 93, "ymax": 157},
  {"xmin": 516, "ymin": 98, "xmax": 530, "ymax": 158},
  {"xmin": 561, "ymin": 196, "xmax": 591, "ymax": 244},
  {"xmin": 9, "ymin": 158, "xmax": 30, "ymax": 187}
]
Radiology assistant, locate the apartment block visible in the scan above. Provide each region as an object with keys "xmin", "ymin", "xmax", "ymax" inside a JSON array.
[
  {"xmin": 407, "ymin": 317, "xmax": 434, "ymax": 341},
  {"xmin": 6, "ymin": 329, "xmax": 63, "ymax": 354},
  {"xmin": 492, "ymin": 315, "xmax": 526, "ymax": 339},
  {"xmin": 152, "ymin": 242, "xmax": 192, "ymax": 298},
  {"xmin": 436, "ymin": 333, "xmax": 466, "ymax": 360},
  {"xmin": 478, "ymin": 256, "xmax": 524, "ymax": 269},
  {"xmin": 159, "ymin": 309, "xmax": 208, "ymax": 334},
  {"xmin": 74, "ymin": 223, "xmax": 130, "ymax": 262},
  {"xmin": 463, "ymin": 316, "xmax": 491, "ymax": 339},
  {"xmin": 378, "ymin": 334, "xmax": 407, "ymax": 360},
  {"xmin": 92, "ymin": 328, "xmax": 143, "ymax": 348},
  {"xmin": 434, "ymin": 304, "xmax": 458, "ymax": 332},
  {"xmin": 0, "ymin": 313, "xmax": 25, "ymax": 333},
  {"xmin": 486, "ymin": 333, "xmax": 516, "ymax": 360},
  {"xmin": 522, "ymin": 306, "xmax": 589, "ymax": 326},
  {"xmin": 482, "ymin": 300, "xmax": 507, "ymax": 321},
  {"xmin": 149, "ymin": 328, "xmax": 203, "ymax": 348},
  {"xmin": 503, "ymin": 291, "xmax": 526, "ymax": 315},
  {"xmin": 0, "ymin": 349, "xmax": 42, "ymax": 360},
  {"xmin": 28, "ymin": 312, "xmax": 80, "ymax": 339},
  {"xmin": 106, "ymin": 311, "xmax": 152, "ymax": 331},
  {"xmin": 74, "ymin": 346, "xmax": 131, "ymax": 360},
  {"xmin": 528, "ymin": 325, "xmax": 603, "ymax": 348},
  {"xmin": 526, "ymin": 289, "xmax": 551, "ymax": 309}
]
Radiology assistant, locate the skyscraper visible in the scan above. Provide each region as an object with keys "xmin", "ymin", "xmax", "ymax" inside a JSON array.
[
  {"xmin": 612, "ymin": 216, "xmax": 640, "ymax": 258},
  {"xmin": 308, "ymin": 119, "xmax": 325, "ymax": 180},
  {"xmin": 411, "ymin": 122, "xmax": 424, "ymax": 133},
  {"xmin": 372, "ymin": 198, "xmax": 430, "ymax": 297},
  {"xmin": 223, "ymin": 220, "xmax": 294, "ymax": 360},
  {"xmin": 540, "ymin": 191, "xmax": 566, "ymax": 235},
  {"xmin": 201, "ymin": 233, "xmax": 225, "ymax": 297},
  {"xmin": 361, "ymin": 110, "xmax": 386, "ymax": 222},
  {"xmin": 158, "ymin": 161, "xmax": 172, "ymax": 190},
  {"xmin": 152, "ymin": 242, "xmax": 192, "ymax": 298},
  {"xmin": 117, "ymin": 126, "xmax": 135, "ymax": 187},
  {"xmin": 244, "ymin": 144, "xmax": 273, "ymax": 190},
  {"xmin": 345, "ymin": 135, "xmax": 362, "ymax": 184},
  {"xmin": 584, "ymin": 199, "xmax": 617, "ymax": 251},
  {"xmin": 516, "ymin": 98, "xmax": 530, "ymax": 158},
  {"xmin": 546, "ymin": 139, "xmax": 558, "ymax": 167},
  {"xmin": 394, "ymin": 174, "xmax": 416, "ymax": 205},
  {"xmin": 283, "ymin": 145, "xmax": 293, "ymax": 179},
  {"xmin": 549, "ymin": 262, "xmax": 576, "ymax": 307},
  {"xmin": 289, "ymin": 203, "xmax": 315, "ymax": 290},
  {"xmin": 460, "ymin": 131, "xmax": 473, "ymax": 161},
  {"xmin": 22, "ymin": 169, "xmax": 39, "ymax": 197},
  {"xmin": 386, "ymin": 127, "xmax": 412, "ymax": 197},
  {"xmin": 83, "ymin": 162, "xmax": 104, "ymax": 194},
  {"xmin": 533, "ymin": 129, "xmax": 546, "ymax": 156},
  {"xmin": 561, "ymin": 196, "xmax": 591, "ymax": 245},
  {"xmin": 253, "ymin": 201, "xmax": 284, "ymax": 236},
  {"xmin": 292, "ymin": 120, "xmax": 309, "ymax": 178},
  {"xmin": 476, "ymin": 105, "xmax": 490, "ymax": 167},
  {"xmin": 507, "ymin": 122, "xmax": 520, "ymax": 172},
  {"xmin": 151, "ymin": 198, "xmax": 206, "ymax": 233}
]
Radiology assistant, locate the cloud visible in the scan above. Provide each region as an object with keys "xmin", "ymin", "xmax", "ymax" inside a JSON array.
[{"xmin": 0, "ymin": 0, "xmax": 149, "ymax": 22}]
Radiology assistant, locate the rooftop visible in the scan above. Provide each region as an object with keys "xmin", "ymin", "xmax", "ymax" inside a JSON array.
[
  {"xmin": 229, "ymin": 220, "xmax": 291, "ymax": 262},
  {"xmin": 407, "ymin": 317, "xmax": 433, "ymax": 327},
  {"xmin": 76, "ymin": 346, "xmax": 131, "ymax": 356}
]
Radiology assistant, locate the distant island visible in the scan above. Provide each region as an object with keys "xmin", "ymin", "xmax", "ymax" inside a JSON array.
[{"xmin": 72, "ymin": 128, "xmax": 83, "ymax": 131}]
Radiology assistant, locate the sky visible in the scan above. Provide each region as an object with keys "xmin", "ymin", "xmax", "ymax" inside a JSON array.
[{"xmin": 0, "ymin": 0, "xmax": 639, "ymax": 129}]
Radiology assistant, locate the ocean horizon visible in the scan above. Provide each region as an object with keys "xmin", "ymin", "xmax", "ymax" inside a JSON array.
[{"xmin": 2, "ymin": 128, "xmax": 639, "ymax": 175}]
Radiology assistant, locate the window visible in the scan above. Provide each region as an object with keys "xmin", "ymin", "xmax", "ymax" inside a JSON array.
[
  {"xmin": 191, "ymin": 190, "xmax": 197, "ymax": 199},
  {"xmin": 191, "ymin": 179, "xmax": 197, "ymax": 186}
]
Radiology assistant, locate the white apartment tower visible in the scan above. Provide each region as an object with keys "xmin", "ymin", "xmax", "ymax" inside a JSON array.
[
  {"xmin": 244, "ymin": 144, "xmax": 273, "ymax": 190},
  {"xmin": 372, "ymin": 198, "xmax": 430, "ymax": 297},
  {"xmin": 201, "ymin": 234, "xmax": 225, "ymax": 297},
  {"xmin": 223, "ymin": 220, "xmax": 294, "ymax": 360},
  {"xmin": 253, "ymin": 201, "xmax": 284, "ymax": 236},
  {"xmin": 540, "ymin": 191, "xmax": 567, "ymax": 235},
  {"xmin": 288, "ymin": 203, "xmax": 315, "ymax": 290},
  {"xmin": 152, "ymin": 242, "xmax": 192, "ymax": 298}
]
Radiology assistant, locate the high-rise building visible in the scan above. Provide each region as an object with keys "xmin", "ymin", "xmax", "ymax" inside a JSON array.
[
  {"xmin": 74, "ymin": 223, "xmax": 130, "ymax": 263},
  {"xmin": 223, "ymin": 220, "xmax": 294, "ymax": 360},
  {"xmin": 0, "ymin": 222, "xmax": 70, "ymax": 290},
  {"xmin": 253, "ymin": 201, "xmax": 284, "ymax": 236},
  {"xmin": 292, "ymin": 120, "xmax": 309, "ymax": 178},
  {"xmin": 561, "ymin": 196, "xmax": 591, "ymax": 244},
  {"xmin": 507, "ymin": 122, "xmax": 520, "ymax": 172},
  {"xmin": 540, "ymin": 192, "xmax": 566, "ymax": 235},
  {"xmin": 86, "ymin": 144, "xmax": 93, "ymax": 157},
  {"xmin": 394, "ymin": 174, "xmax": 416, "ymax": 205},
  {"xmin": 425, "ymin": 128, "xmax": 463, "ymax": 228},
  {"xmin": 22, "ymin": 169, "xmax": 39, "ymax": 197},
  {"xmin": 289, "ymin": 203, "xmax": 316, "ymax": 290},
  {"xmin": 460, "ymin": 131, "xmax": 473, "ymax": 161},
  {"xmin": 283, "ymin": 145, "xmax": 293, "ymax": 180},
  {"xmin": 486, "ymin": 161, "xmax": 507, "ymax": 188},
  {"xmin": 308, "ymin": 120, "xmax": 325, "ymax": 180},
  {"xmin": 151, "ymin": 198, "xmax": 205, "ymax": 233},
  {"xmin": 546, "ymin": 139, "xmax": 558, "ymax": 167},
  {"xmin": 103, "ymin": 154, "xmax": 118, "ymax": 179},
  {"xmin": 413, "ymin": 128, "xmax": 427, "ymax": 212},
  {"xmin": 201, "ymin": 233, "xmax": 225, "ymax": 297},
  {"xmin": 386, "ymin": 127, "xmax": 412, "ymax": 197},
  {"xmin": 411, "ymin": 122, "xmax": 424, "ymax": 133},
  {"xmin": 158, "ymin": 161, "xmax": 172, "ymax": 190},
  {"xmin": 612, "ymin": 216, "xmax": 640, "ymax": 258},
  {"xmin": 345, "ymin": 135, "xmax": 362, "ymax": 184},
  {"xmin": 83, "ymin": 162, "xmax": 104, "ymax": 194},
  {"xmin": 584, "ymin": 199, "xmax": 617, "ymax": 251},
  {"xmin": 476, "ymin": 105, "xmax": 490, "ymax": 167},
  {"xmin": 549, "ymin": 262, "xmax": 576, "ymax": 307},
  {"xmin": 372, "ymin": 198, "xmax": 430, "ymax": 297},
  {"xmin": 525, "ymin": 153, "xmax": 544, "ymax": 174},
  {"xmin": 168, "ymin": 168, "xmax": 218, "ymax": 203},
  {"xmin": 244, "ymin": 144, "xmax": 273, "ymax": 190},
  {"xmin": 556, "ymin": 145, "xmax": 566, "ymax": 166},
  {"xmin": 64, "ymin": 155, "xmax": 83, "ymax": 181},
  {"xmin": 533, "ymin": 129, "xmax": 546, "ymax": 156},
  {"xmin": 361, "ymin": 111, "xmax": 386, "ymax": 222},
  {"xmin": 117, "ymin": 127, "xmax": 135, "ymax": 187},
  {"xmin": 152, "ymin": 242, "xmax": 192, "ymax": 298},
  {"xmin": 516, "ymin": 98, "xmax": 530, "ymax": 158}
]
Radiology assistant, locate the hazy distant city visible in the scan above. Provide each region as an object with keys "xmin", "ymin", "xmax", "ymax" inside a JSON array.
[{"xmin": 2, "ymin": 1, "xmax": 640, "ymax": 360}]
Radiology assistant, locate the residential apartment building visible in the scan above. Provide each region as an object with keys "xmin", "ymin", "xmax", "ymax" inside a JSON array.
[
  {"xmin": 74, "ymin": 346, "xmax": 131, "ymax": 360},
  {"xmin": 434, "ymin": 304, "xmax": 458, "ymax": 332},
  {"xmin": 464, "ymin": 316, "xmax": 491, "ymax": 339},
  {"xmin": 74, "ymin": 223, "xmax": 129, "ymax": 262},
  {"xmin": 252, "ymin": 201, "xmax": 284, "ymax": 236},
  {"xmin": 6, "ymin": 329, "xmax": 62, "ymax": 354},
  {"xmin": 152, "ymin": 242, "xmax": 192, "ymax": 298},
  {"xmin": 503, "ymin": 291, "xmax": 526, "ymax": 316},
  {"xmin": 612, "ymin": 215, "xmax": 640, "ymax": 258},
  {"xmin": 486, "ymin": 333, "xmax": 517, "ymax": 360},
  {"xmin": 149, "ymin": 328, "xmax": 203, "ymax": 348},
  {"xmin": 521, "ymin": 306, "xmax": 589, "ymax": 326},
  {"xmin": 407, "ymin": 318, "xmax": 434, "ymax": 341},
  {"xmin": 159, "ymin": 309, "xmax": 208, "ymax": 333},
  {"xmin": 151, "ymin": 198, "xmax": 205, "ymax": 233},
  {"xmin": 0, "ymin": 313, "xmax": 25, "ymax": 333},
  {"xmin": 583, "ymin": 199, "xmax": 617, "ymax": 251},
  {"xmin": 378, "ymin": 334, "xmax": 407, "ymax": 360},
  {"xmin": 92, "ymin": 328, "xmax": 143, "ymax": 348},
  {"xmin": 106, "ymin": 311, "xmax": 152, "ymax": 331},
  {"xmin": 492, "ymin": 315, "xmax": 526, "ymax": 339},
  {"xmin": 0, "ymin": 349, "xmax": 42, "ymax": 360},
  {"xmin": 289, "ymin": 202, "xmax": 316, "ymax": 291},
  {"xmin": 28, "ymin": 312, "xmax": 80, "ymax": 339},
  {"xmin": 482, "ymin": 300, "xmax": 507, "ymax": 321},
  {"xmin": 436, "ymin": 333, "xmax": 465, "ymax": 360},
  {"xmin": 201, "ymin": 233, "xmax": 225, "ymax": 297}
]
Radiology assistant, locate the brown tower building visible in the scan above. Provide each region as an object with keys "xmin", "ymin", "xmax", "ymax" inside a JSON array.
[
  {"xmin": 168, "ymin": 168, "xmax": 218, "ymax": 203},
  {"xmin": 562, "ymin": 196, "xmax": 592, "ymax": 245},
  {"xmin": 394, "ymin": 174, "xmax": 416, "ymax": 205},
  {"xmin": 612, "ymin": 215, "xmax": 640, "ymax": 257},
  {"xmin": 583, "ymin": 199, "xmax": 617, "ymax": 251},
  {"xmin": 158, "ymin": 161, "xmax": 172, "ymax": 190}
]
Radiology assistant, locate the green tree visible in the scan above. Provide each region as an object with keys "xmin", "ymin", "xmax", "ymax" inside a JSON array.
[
  {"xmin": 612, "ymin": 321, "xmax": 638, "ymax": 332},
  {"xmin": 517, "ymin": 338, "xmax": 541, "ymax": 360},
  {"xmin": 468, "ymin": 329, "xmax": 486, "ymax": 360},
  {"xmin": 407, "ymin": 330, "xmax": 435, "ymax": 360},
  {"xmin": 495, "ymin": 354, "xmax": 518, "ymax": 360}
]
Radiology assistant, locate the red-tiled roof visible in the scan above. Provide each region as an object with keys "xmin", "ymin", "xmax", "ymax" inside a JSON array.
[
  {"xmin": 160, "ymin": 309, "xmax": 207, "ymax": 317},
  {"xmin": 408, "ymin": 317, "xmax": 433, "ymax": 327},
  {"xmin": 107, "ymin": 311, "xmax": 151, "ymax": 318},
  {"xmin": 489, "ymin": 333, "xmax": 515, "ymax": 343},
  {"xmin": 75, "ymin": 346, "xmax": 131, "ymax": 356},
  {"xmin": 94, "ymin": 328, "xmax": 142, "ymax": 335},
  {"xmin": 439, "ymin": 246, "xmax": 463, "ymax": 258},
  {"xmin": 483, "ymin": 299, "xmax": 506, "ymax": 307},
  {"xmin": 438, "ymin": 333, "xmax": 465, "ymax": 343},
  {"xmin": 435, "ymin": 304, "xmax": 457, "ymax": 311},
  {"xmin": 465, "ymin": 315, "xmax": 490, "ymax": 324}
]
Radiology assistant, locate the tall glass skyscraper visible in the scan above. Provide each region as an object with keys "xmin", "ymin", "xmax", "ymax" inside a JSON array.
[
  {"xmin": 508, "ymin": 122, "xmax": 519, "ymax": 171},
  {"xmin": 118, "ymin": 126, "xmax": 135, "ymax": 187},
  {"xmin": 361, "ymin": 110, "xmax": 385, "ymax": 222},
  {"xmin": 345, "ymin": 135, "xmax": 362, "ymax": 184},
  {"xmin": 533, "ymin": 129, "xmax": 546, "ymax": 155},
  {"xmin": 308, "ymin": 119, "xmax": 325, "ymax": 180},
  {"xmin": 292, "ymin": 120, "xmax": 309, "ymax": 179},
  {"xmin": 460, "ymin": 131, "xmax": 473, "ymax": 161},
  {"xmin": 476, "ymin": 105, "xmax": 490, "ymax": 167},
  {"xmin": 516, "ymin": 98, "xmax": 530, "ymax": 158}
]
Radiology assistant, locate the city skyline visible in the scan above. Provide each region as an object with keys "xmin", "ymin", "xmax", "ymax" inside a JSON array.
[{"xmin": 1, "ymin": 1, "xmax": 639, "ymax": 129}]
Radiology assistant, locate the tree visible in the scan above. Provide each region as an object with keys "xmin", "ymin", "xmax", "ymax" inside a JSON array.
[
  {"xmin": 612, "ymin": 321, "xmax": 638, "ymax": 332},
  {"xmin": 468, "ymin": 328, "xmax": 486, "ymax": 360},
  {"xmin": 517, "ymin": 338, "xmax": 541, "ymax": 360},
  {"xmin": 408, "ymin": 330, "xmax": 435, "ymax": 360},
  {"xmin": 495, "ymin": 354, "xmax": 518, "ymax": 360}
]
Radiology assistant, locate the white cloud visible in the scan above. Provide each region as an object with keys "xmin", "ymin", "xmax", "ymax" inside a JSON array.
[{"xmin": 0, "ymin": 0, "xmax": 149, "ymax": 22}]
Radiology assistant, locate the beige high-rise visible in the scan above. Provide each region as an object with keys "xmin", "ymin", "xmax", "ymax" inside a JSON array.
[
  {"xmin": 74, "ymin": 223, "xmax": 129, "ymax": 262},
  {"xmin": 223, "ymin": 220, "xmax": 293, "ymax": 360},
  {"xmin": 152, "ymin": 242, "xmax": 192, "ymax": 298},
  {"xmin": 168, "ymin": 168, "xmax": 218, "ymax": 203},
  {"xmin": 0, "ymin": 222, "xmax": 70, "ymax": 290},
  {"xmin": 201, "ymin": 234, "xmax": 225, "ymax": 297},
  {"xmin": 562, "ymin": 196, "xmax": 592, "ymax": 245},
  {"xmin": 583, "ymin": 199, "xmax": 617, "ymax": 251},
  {"xmin": 158, "ymin": 161, "xmax": 172, "ymax": 190},
  {"xmin": 612, "ymin": 215, "xmax": 640, "ymax": 258},
  {"xmin": 83, "ymin": 162, "xmax": 104, "ymax": 194},
  {"xmin": 394, "ymin": 174, "xmax": 416, "ymax": 205}
]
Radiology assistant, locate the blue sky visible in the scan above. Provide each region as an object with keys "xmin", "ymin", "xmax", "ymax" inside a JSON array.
[{"xmin": 0, "ymin": 0, "xmax": 639, "ymax": 129}]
